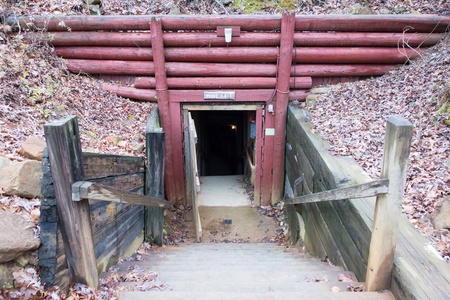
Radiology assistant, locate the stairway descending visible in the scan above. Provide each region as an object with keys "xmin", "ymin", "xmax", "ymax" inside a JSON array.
[{"xmin": 105, "ymin": 243, "xmax": 394, "ymax": 299}]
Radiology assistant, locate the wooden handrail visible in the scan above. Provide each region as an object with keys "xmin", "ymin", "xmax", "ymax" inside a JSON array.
[
  {"xmin": 285, "ymin": 179, "xmax": 389, "ymax": 205},
  {"xmin": 72, "ymin": 181, "xmax": 171, "ymax": 208}
]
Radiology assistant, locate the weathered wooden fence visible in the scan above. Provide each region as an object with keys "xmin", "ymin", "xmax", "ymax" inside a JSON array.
[
  {"xmin": 284, "ymin": 106, "xmax": 450, "ymax": 299},
  {"xmin": 40, "ymin": 111, "xmax": 168, "ymax": 288}
]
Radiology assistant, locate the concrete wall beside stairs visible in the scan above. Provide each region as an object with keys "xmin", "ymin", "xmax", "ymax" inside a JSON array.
[{"xmin": 285, "ymin": 106, "xmax": 450, "ymax": 300}]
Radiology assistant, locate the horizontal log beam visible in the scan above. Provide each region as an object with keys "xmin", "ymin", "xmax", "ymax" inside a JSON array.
[
  {"xmin": 285, "ymin": 179, "xmax": 389, "ymax": 205},
  {"xmin": 294, "ymin": 14, "xmax": 450, "ymax": 33},
  {"xmin": 135, "ymin": 77, "xmax": 312, "ymax": 89},
  {"xmin": 101, "ymin": 84, "xmax": 309, "ymax": 102},
  {"xmin": 102, "ymin": 84, "xmax": 157, "ymax": 101},
  {"xmin": 292, "ymin": 47, "xmax": 424, "ymax": 64},
  {"xmin": 72, "ymin": 181, "xmax": 171, "ymax": 208},
  {"xmin": 17, "ymin": 14, "xmax": 450, "ymax": 33},
  {"xmin": 58, "ymin": 46, "xmax": 424, "ymax": 64},
  {"xmin": 67, "ymin": 59, "xmax": 399, "ymax": 77},
  {"xmin": 18, "ymin": 15, "xmax": 282, "ymax": 32},
  {"xmin": 34, "ymin": 31, "xmax": 443, "ymax": 48}
]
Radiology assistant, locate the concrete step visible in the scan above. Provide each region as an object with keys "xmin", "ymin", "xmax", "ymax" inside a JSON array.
[
  {"xmin": 120, "ymin": 291, "xmax": 395, "ymax": 300},
  {"xmin": 103, "ymin": 243, "xmax": 373, "ymax": 298},
  {"xmin": 107, "ymin": 259, "xmax": 343, "ymax": 272},
  {"xmin": 119, "ymin": 281, "xmax": 334, "ymax": 293},
  {"xmin": 119, "ymin": 271, "xmax": 352, "ymax": 286}
]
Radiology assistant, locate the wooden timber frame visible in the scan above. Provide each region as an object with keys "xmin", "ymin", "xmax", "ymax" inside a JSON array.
[
  {"xmin": 21, "ymin": 13, "xmax": 450, "ymax": 206},
  {"xmin": 286, "ymin": 116, "xmax": 413, "ymax": 291},
  {"xmin": 44, "ymin": 115, "xmax": 171, "ymax": 288}
]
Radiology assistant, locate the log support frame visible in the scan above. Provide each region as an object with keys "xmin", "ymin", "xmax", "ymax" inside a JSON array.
[
  {"xmin": 151, "ymin": 16, "xmax": 185, "ymax": 205},
  {"xmin": 272, "ymin": 13, "xmax": 296, "ymax": 204}
]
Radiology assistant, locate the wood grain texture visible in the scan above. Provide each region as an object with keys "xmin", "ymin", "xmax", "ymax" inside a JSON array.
[
  {"xmin": 60, "ymin": 46, "xmax": 425, "ymax": 64},
  {"xmin": 151, "ymin": 16, "xmax": 179, "ymax": 204},
  {"xmin": 285, "ymin": 179, "xmax": 389, "ymax": 204},
  {"xmin": 82, "ymin": 152, "xmax": 144, "ymax": 180},
  {"xmin": 73, "ymin": 181, "xmax": 171, "ymax": 208},
  {"xmin": 135, "ymin": 76, "xmax": 312, "ymax": 89},
  {"xmin": 366, "ymin": 117, "xmax": 413, "ymax": 291},
  {"xmin": 39, "ymin": 31, "xmax": 442, "ymax": 48},
  {"xmin": 272, "ymin": 13, "xmax": 295, "ymax": 204},
  {"xmin": 67, "ymin": 59, "xmax": 399, "ymax": 77},
  {"xmin": 44, "ymin": 115, "xmax": 98, "ymax": 288},
  {"xmin": 145, "ymin": 108, "xmax": 165, "ymax": 245},
  {"xmin": 18, "ymin": 14, "xmax": 450, "ymax": 32}
]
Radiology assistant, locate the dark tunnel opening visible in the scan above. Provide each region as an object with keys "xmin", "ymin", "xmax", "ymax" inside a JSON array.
[{"xmin": 192, "ymin": 110, "xmax": 250, "ymax": 176}]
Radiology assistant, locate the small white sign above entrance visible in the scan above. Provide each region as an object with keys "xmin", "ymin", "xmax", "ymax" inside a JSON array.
[
  {"xmin": 204, "ymin": 91, "xmax": 236, "ymax": 100},
  {"xmin": 265, "ymin": 128, "xmax": 275, "ymax": 136}
]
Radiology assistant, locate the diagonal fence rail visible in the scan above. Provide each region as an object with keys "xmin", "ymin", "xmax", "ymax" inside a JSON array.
[{"xmin": 285, "ymin": 116, "xmax": 413, "ymax": 292}]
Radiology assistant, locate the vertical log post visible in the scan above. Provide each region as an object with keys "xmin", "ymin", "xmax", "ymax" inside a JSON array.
[
  {"xmin": 43, "ymin": 116, "xmax": 98, "ymax": 288},
  {"xmin": 151, "ymin": 16, "xmax": 177, "ymax": 204},
  {"xmin": 144, "ymin": 109, "xmax": 165, "ymax": 246},
  {"xmin": 272, "ymin": 13, "xmax": 295, "ymax": 204},
  {"xmin": 365, "ymin": 116, "xmax": 413, "ymax": 291}
]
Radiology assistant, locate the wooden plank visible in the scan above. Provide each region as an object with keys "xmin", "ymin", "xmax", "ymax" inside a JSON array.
[
  {"xmin": 90, "ymin": 172, "xmax": 145, "ymax": 193},
  {"xmin": 391, "ymin": 216, "xmax": 450, "ymax": 299},
  {"xmin": 93, "ymin": 204, "xmax": 143, "ymax": 259},
  {"xmin": 169, "ymin": 101, "xmax": 186, "ymax": 205},
  {"xmin": 296, "ymin": 204, "xmax": 327, "ymax": 260},
  {"xmin": 284, "ymin": 144, "xmax": 304, "ymax": 197},
  {"xmin": 254, "ymin": 108, "xmax": 263, "ymax": 206},
  {"xmin": 316, "ymin": 200, "xmax": 367, "ymax": 280},
  {"xmin": 72, "ymin": 181, "xmax": 171, "ymax": 208},
  {"xmin": 330, "ymin": 198, "xmax": 373, "ymax": 265},
  {"xmin": 186, "ymin": 112, "xmax": 202, "ymax": 242},
  {"xmin": 261, "ymin": 105, "xmax": 275, "ymax": 206},
  {"xmin": 183, "ymin": 104, "xmax": 263, "ymax": 111},
  {"xmin": 285, "ymin": 179, "xmax": 389, "ymax": 205},
  {"xmin": 82, "ymin": 152, "xmax": 144, "ymax": 180},
  {"xmin": 183, "ymin": 109, "xmax": 194, "ymax": 207},
  {"xmin": 272, "ymin": 13, "xmax": 295, "ymax": 204},
  {"xmin": 145, "ymin": 108, "xmax": 165, "ymax": 246},
  {"xmin": 43, "ymin": 115, "xmax": 98, "ymax": 288},
  {"xmin": 306, "ymin": 202, "xmax": 346, "ymax": 269},
  {"xmin": 366, "ymin": 117, "xmax": 413, "ymax": 291},
  {"xmin": 286, "ymin": 136, "xmax": 315, "ymax": 192},
  {"xmin": 95, "ymin": 208, "xmax": 144, "ymax": 272}
]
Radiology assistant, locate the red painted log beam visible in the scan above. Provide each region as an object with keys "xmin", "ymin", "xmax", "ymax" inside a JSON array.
[
  {"xmin": 272, "ymin": 13, "xmax": 295, "ymax": 205},
  {"xmin": 58, "ymin": 46, "xmax": 423, "ymax": 64},
  {"xmin": 134, "ymin": 77, "xmax": 312, "ymax": 89},
  {"xmin": 19, "ymin": 14, "xmax": 450, "ymax": 33},
  {"xmin": 18, "ymin": 15, "xmax": 281, "ymax": 32},
  {"xmin": 40, "ymin": 31, "xmax": 442, "ymax": 48},
  {"xmin": 67, "ymin": 59, "xmax": 398, "ymax": 77},
  {"xmin": 100, "ymin": 84, "xmax": 309, "ymax": 102},
  {"xmin": 294, "ymin": 14, "xmax": 450, "ymax": 33},
  {"xmin": 102, "ymin": 84, "xmax": 157, "ymax": 101},
  {"xmin": 151, "ymin": 17, "xmax": 180, "ymax": 204}
]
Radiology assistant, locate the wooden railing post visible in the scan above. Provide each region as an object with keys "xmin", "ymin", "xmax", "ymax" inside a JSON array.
[
  {"xmin": 144, "ymin": 109, "xmax": 166, "ymax": 245},
  {"xmin": 366, "ymin": 116, "xmax": 413, "ymax": 291},
  {"xmin": 44, "ymin": 116, "xmax": 98, "ymax": 288}
]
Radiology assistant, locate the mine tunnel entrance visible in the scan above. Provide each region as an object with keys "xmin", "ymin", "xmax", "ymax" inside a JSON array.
[{"xmin": 191, "ymin": 110, "xmax": 250, "ymax": 177}]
